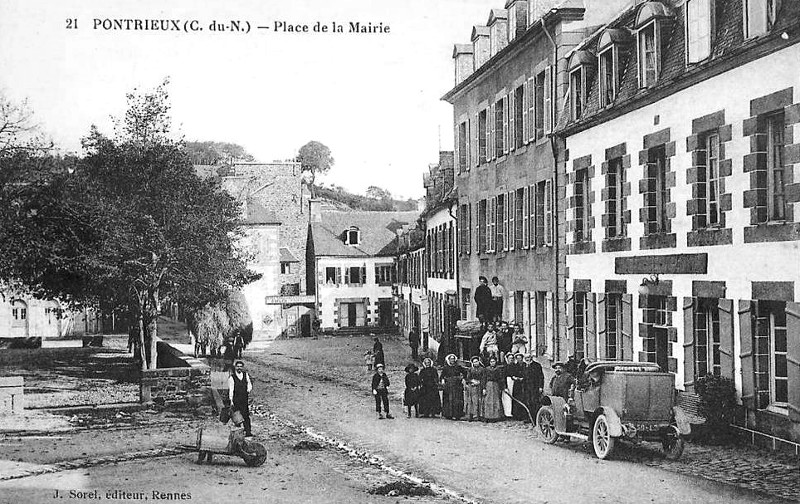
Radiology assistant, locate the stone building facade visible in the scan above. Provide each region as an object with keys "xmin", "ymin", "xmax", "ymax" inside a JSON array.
[
  {"xmin": 443, "ymin": 0, "xmax": 629, "ymax": 362},
  {"xmin": 557, "ymin": 0, "xmax": 800, "ymax": 451}
]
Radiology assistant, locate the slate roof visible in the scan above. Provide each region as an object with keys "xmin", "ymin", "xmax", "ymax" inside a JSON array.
[
  {"xmin": 556, "ymin": 0, "xmax": 800, "ymax": 135},
  {"xmin": 279, "ymin": 247, "xmax": 299, "ymax": 263},
  {"xmin": 310, "ymin": 210, "xmax": 420, "ymax": 257}
]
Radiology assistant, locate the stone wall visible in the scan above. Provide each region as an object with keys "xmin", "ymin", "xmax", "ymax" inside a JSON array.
[{"xmin": 140, "ymin": 342, "xmax": 211, "ymax": 407}]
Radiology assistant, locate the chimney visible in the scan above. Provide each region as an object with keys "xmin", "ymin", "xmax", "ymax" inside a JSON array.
[
  {"xmin": 505, "ymin": 0, "xmax": 529, "ymax": 41},
  {"xmin": 487, "ymin": 9, "xmax": 509, "ymax": 57},
  {"xmin": 453, "ymin": 44, "xmax": 474, "ymax": 84},
  {"xmin": 439, "ymin": 151, "xmax": 455, "ymax": 194},
  {"xmin": 309, "ymin": 199, "xmax": 322, "ymax": 223},
  {"xmin": 471, "ymin": 26, "xmax": 491, "ymax": 69}
]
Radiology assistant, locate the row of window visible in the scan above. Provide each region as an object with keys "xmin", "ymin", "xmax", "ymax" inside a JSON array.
[
  {"xmin": 456, "ymin": 66, "xmax": 554, "ymax": 173},
  {"xmin": 459, "ymin": 179, "xmax": 554, "ymax": 255},
  {"xmin": 572, "ymin": 111, "xmax": 788, "ymax": 244},
  {"xmin": 570, "ymin": 0, "xmax": 784, "ymax": 119},
  {"xmin": 397, "ymin": 250, "xmax": 425, "ymax": 288},
  {"xmin": 427, "ymin": 222, "xmax": 455, "ymax": 280},
  {"xmin": 323, "ymin": 265, "xmax": 396, "ymax": 286}
]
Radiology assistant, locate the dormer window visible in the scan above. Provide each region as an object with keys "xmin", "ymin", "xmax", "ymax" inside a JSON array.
[
  {"xmin": 743, "ymin": 0, "xmax": 782, "ymax": 39},
  {"xmin": 345, "ymin": 226, "xmax": 360, "ymax": 246},
  {"xmin": 635, "ymin": 2, "xmax": 674, "ymax": 88},
  {"xmin": 597, "ymin": 29, "xmax": 630, "ymax": 107},
  {"xmin": 686, "ymin": 0, "xmax": 713, "ymax": 64},
  {"xmin": 568, "ymin": 51, "xmax": 594, "ymax": 120}
]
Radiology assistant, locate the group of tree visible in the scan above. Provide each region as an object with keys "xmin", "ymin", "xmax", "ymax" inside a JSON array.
[
  {"xmin": 184, "ymin": 140, "xmax": 255, "ymax": 166},
  {"xmin": 0, "ymin": 81, "xmax": 257, "ymax": 370},
  {"xmin": 316, "ymin": 183, "xmax": 417, "ymax": 211}
]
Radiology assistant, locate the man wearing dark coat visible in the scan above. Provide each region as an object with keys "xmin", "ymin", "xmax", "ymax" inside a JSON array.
[
  {"xmin": 474, "ymin": 276, "xmax": 493, "ymax": 325},
  {"xmin": 549, "ymin": 362, "xmax": 575, "ymax": 400},
  {"xmin": 408, "ymin": 329, "xmax": 420, "ymax": 360},
  {"xmin": 372, "ymin": 336, "xmax": 386, "ymax": 367},
  {"xmin": 522, "ymin": 354, "xmax": 544, "ymax": 419},
  {"xmin": 371, "ymin": 363, "xmax": 393, "ymax": 419}
]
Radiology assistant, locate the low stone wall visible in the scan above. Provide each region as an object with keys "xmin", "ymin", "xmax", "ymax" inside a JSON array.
[
  {"xmin": 140, "ymin": 342, "xmax": 211, "ymax": 407},
  {"xmin": 0, "ymin": 376, "xmax": 24, "ymax": 414}
]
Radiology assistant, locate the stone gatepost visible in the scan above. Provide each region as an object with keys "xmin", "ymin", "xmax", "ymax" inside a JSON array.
[{"xmin": 0, "ymin": 376, "xmax": 24, "ymax": 414}]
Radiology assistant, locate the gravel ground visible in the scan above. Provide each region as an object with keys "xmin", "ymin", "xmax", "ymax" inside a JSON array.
[{"xmin": 241, "ymin": 335, "xmax": 796, "ymax": 504}]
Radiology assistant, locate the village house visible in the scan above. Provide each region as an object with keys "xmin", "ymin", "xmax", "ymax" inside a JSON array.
[
  {"xmin": 306, "ymin": 200, "xmax": 417, "ymax": 333},
  {"xmin": 557, "ymin": 0, "xmax": 800, "ymax": 451},
  {"xmin": 443, "ymin": 0, "xmax": 630, "ymax": 362}
]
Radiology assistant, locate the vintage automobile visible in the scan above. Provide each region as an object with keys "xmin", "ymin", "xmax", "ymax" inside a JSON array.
[{"xmin": 535, "ymin": 361, "xmax": 691, "ymax": 460}]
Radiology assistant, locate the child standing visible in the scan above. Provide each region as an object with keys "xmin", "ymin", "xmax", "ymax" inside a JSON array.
[
  {"xmin": 371, "ymin": 363, "xmax": 393, "ymax": 419},
  {"xmin": 403, "ymin": 364, "xmax": 421, "ymax": 418},
  {"xmin": 364, "ymin": 349, "xmax": 374, "ymax": 371}
]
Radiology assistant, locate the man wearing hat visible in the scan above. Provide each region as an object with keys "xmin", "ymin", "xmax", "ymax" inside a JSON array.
[
  {"xmin": 228, "ymin": 359, "xmax": 253, "ymax": 437},
  {"xmin": 549, "ymin": 361, "xmax": 575, "ymax": 401},
  {"xmin": 371, "ymin": 363, "xmax": 394, "ymax": 419}
]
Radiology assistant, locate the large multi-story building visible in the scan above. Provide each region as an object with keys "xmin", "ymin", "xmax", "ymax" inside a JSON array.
[
  {"xmin": 306, "ymin": 201, "xmax": 417, "ymax": 333},
  {"xmin": 443, "ymin": 0, "xmax": 629, "ymax": 362},
  {"xmin": 198, "ymin": 161, "xmax": 312, "ymax": 338},
  {"xmin": 557, "ymin": 0, "xmax": 800, "ymax": 450}
]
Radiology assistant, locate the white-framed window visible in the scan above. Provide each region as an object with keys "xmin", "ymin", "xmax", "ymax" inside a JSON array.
[
  {"xmin": 744, "ymin": 0, "xmax": 782, "ymax": 39},
  {"xmin": 606, "ymin": 156, "xmax": 625, "ymax": 238},
  {"xmin": 515, "ymin": 187, "xmax": 524, "ymax": 250},
  {"xmin": 755, "ymin": 301, "xmax": 788, "ymax": 409},
  {"xmin": 457, "ymin": 121, "xmax": 468, "ymax": 172},
  {"xmin": 280, "ymin": 262, "xmax": 293, "ymax": 274},
  {"xmin": 574, "ymin": 168, "xmax": 590, "ymax": 242},
  {"xmin": 514, "ymin": 84, "xmax": 525, "ymax": 149},
  {"xmin": 767, "ymin": 111, "xmax": 786, "ymax": 221},
  {"xmin": 534, "ymin": 67, "xmax": 552, "ymax": 140},
  {"xmin": 496, "ymin": 193, "xmax": 506, "ymax": 252},
  {"xmin": 544, "ymin": 178, "xmax": 554, "ymax": 246},
  {"xmin": 478, "ymin": 199, "xmax": 488, "ymax": 253},
  {"xmin": 638, "ymin": 21, "xmax": 658, "ymax": 88},
  {"xmin": 605, "ymin": 294, "xmax": 622, "ymax": 360},
  {"xmin": 644, "ymin": 144, "xmax": 669, "ymax": 235},
  {"xmin": 694, "ymin": 298, "xmax": 721, "ymax": 378},
  {"xmin": 686, "ymin": 0, "xmax": 713, "ymax": 64},
  {"xmin": 598, "ymin": 47, "xmax": 617, "ymax": 107},
  {"xmin": 703, "ymin": 132, "xmax": 722, "ymax": 227},
  {"xmin": 345, "ymin": 226, "xmax": 360, "ymax": 246},
  {"xmin": 375, "ymin": 264, "xmax": 395, "ymax": 285},
  {"xmin": 574, "ymin": 292, "xmax": 587, "ymax": 361},
  {"xmin": 494, "ymin": 97, "xmax": 506, "ymax": 158},
  {"xmin": 478, "ymin": 109, "xmax": 488, "ymax": 164}
]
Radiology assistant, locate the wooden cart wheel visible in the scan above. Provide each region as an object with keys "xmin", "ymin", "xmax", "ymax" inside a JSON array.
[
  {"xmin": 239, "ymin": 441, "xmax": 267, "ymax": 467},
  {"xmin": 536, "ymin": 406, "xmax": 559, "ymax": 444},
  {"xmin": 661, "ymin": 426, "xmax": 685, "ymax": 460},
  {"xmin": 592, "ymin": 414, "xmax": 616, "ymax": 459}
]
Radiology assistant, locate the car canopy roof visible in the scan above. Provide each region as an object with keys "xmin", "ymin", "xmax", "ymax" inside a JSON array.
[{"xmin": 584, "ymin": 361, "xmax": 662, "ymax": 374}]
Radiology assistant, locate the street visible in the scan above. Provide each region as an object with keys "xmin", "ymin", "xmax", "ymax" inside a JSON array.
[{"xmin": 2, "ymin": 335, "xmax": 798, "ymax": 504}]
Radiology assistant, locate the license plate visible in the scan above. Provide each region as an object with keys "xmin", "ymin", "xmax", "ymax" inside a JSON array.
[{"xmin": 632, "ymin": 423, "xmax": 661, "ymax": 432}]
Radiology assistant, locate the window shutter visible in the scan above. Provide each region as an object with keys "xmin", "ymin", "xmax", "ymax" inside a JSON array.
[
  {"xmin": 454, "ymin": 124, "xmax": 460, "ymax": 175},
  {"xmin": 739, "ymin": 300, "xmax": 756, "ymax": 410},
  {"xmin": 489, "ymin": 103, "xmax": 495, "ymax": 161},
  {"xmin": 746, "ymin": 0, "xmax": 768, "ymax": 38},
  {"xmin": 545, "ymin": 178, "xmax": 554, "ymax": 246},
  {"xmin": 586, "ymin": 293, "xmax": 597, "ymax": 360},
  {"xmin": 544, "ymin": 65, "xmax": 553, "ymax": 133},
  {"xmin": 466, "ymin": 119, "xmax": 471, "ymax": 171},
  {"xmin": 504, "ymin": 96, "xmax": 510, "ymax": 155},
  {"xmin": 786, "ymin": 301, "xmax": 800, "ymax": 422},
  {"xmin": 509, "ymin": 190, "xmax": 516, "ymax": 251},
  {"xmin": 502, "ymin": 194, "xmax": 508, "ymax": 252},
  {"xmin": 530, "ymin": 294, "xmax": 538, "ymax": 351},
  {"xmin": 718, "ymin": 298, "xmax": 735, "ymax": 380},
  {"xmin": 527, "ymin": 76, "xmax": 535, "ymax": 143},
  {"xmin": 566, "ymin": 291, "xmax": 575, "ymax": 356},
  {"xmin": 522, "ymin": 186, "xmax": 529, "ymax": 249},
  {"xmin": 522, "ymin": 81, "xmax": 529, "ymax": 144},
  {"xmin": 509, "ymin": 92, "xmax": 516, "ymax": 152},
  {"xmin": 468, "ymin": 203, "xmax": 472, "ymax": 255},
  {"xmin": 475, "ymin": 202, "xmax": 481, "ymax": 254},
  {"xmin": 597, "ymin": 293, "xmax": 607, "ymax": 359},
  {"xmin": 475, "ymin": 112, "xmax": 481, "ymax": 167},
  {"xmin": 683, "ymin": 297, "xmax": 696, "ymax": 392},
  {"xmin": 361, "ymin": 266, "xmax": 367, "ymax": 285},
  {"xmin": 622, "ymin": 294, "xmax": 634, "ymax": 361},
  {"xmin": 488, "ymin": 196, "xmax": 495, "ymax": 252},
  {"xmin": 529, "ymin": 184, "xmax": 537, "ymax": 248},
  {"xmin": 344, "ymin": 267, "xmax": 350, "ymax": 284},
  {"xmin": 545, "ymin": 292, "xmax": 555, "ymax": 358}
]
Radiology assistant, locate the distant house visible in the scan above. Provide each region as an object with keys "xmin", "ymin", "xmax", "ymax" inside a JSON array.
[{"xmin": 306, "ymin": 200, "xmax": 418, "ymax": 332}]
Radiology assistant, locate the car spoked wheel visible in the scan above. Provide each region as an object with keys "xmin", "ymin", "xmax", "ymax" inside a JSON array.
[
  {"xmin": 592, "ymin": 414, "xmax": 616, "ymax": 459},
  {"xmin": 661, "ymin": 425, "xmax": 684, "ymax": 460},
  {"xmin": 536, "ymin": 406, "xmax": 558, "ymax": 444}
]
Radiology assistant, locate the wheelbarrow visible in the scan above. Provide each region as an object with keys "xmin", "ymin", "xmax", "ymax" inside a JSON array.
[{"xmin": 196, "ymin": 407, "xmax": 267, "ymax": 467}]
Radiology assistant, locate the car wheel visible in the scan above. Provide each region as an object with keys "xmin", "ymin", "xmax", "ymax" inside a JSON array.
[
  {"xmin": 592, "ymin": 414, "xmax": 616, "ymax": 459},
  {"xmin": 661, "ymin": 426, "xmax": 684, "ymax": 460},
  {"xmin": 536, "ymin": 406, "xmax": 558, "ymax": 444}
]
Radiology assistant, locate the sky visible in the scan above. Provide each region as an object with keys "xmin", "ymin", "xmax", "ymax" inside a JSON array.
[{"xmin": 0, "ymin": 0, "xmax": 501, "ymax": 199}]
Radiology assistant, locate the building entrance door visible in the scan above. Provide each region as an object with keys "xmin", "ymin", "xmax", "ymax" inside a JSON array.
[
  {"xmin": 378, "ymin": 300, "xmax": 393, "ymax": 327},
  {"xmin": 653, "ymin": 326, "xmax": 669, "ymax": 372},
  {"xmin": 347, "ymin": 303, "xmax": 358, "ymax": 327}
]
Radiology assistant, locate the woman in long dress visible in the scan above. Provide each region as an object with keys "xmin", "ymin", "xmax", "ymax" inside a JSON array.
[
  {"xmin": 464, "ymin": 356, "xmax": 485, "ymax": 421},
  {"xmin": 502, "ymin": 353, "xmax": 515, "ymax": 418},
  {"xmin": 404, "ymin": 364, "xmax": 421, "ymax": 418},
  {"xmin": 482, "ymin": 356, "xmax": 504, "ymax": 422},
  {"xmin": 440, "ymin": 354, "xmax": 465, "ymax": 420},
  {"xmin": 417, "ymin": 358, "xmax": 441, "ymax": 417}
]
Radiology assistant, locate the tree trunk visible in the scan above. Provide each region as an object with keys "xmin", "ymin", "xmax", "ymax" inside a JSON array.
[
  {"xmin": 138, "ymin": 313, "xmax": 147, "ymax": 372},
  {"xmin": 147, "ymin": 287, "xmax": 159, "ymax": 369}
]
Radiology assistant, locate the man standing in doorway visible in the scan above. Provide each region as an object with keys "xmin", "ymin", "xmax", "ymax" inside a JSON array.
[
  {"xmin": 228, "ymin": 359, "xmax": 253, "ymax": 437},
  {"xmin": 408, "ymin": 328, "xmax": 420, "ymax": 360},
  {"xmin": 474, "ymin": 276, "xmax": 493, "ymax": 326},
  {"xmin": 490, "ymin": 276, "xmax": 507, "ymax": 322}
]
